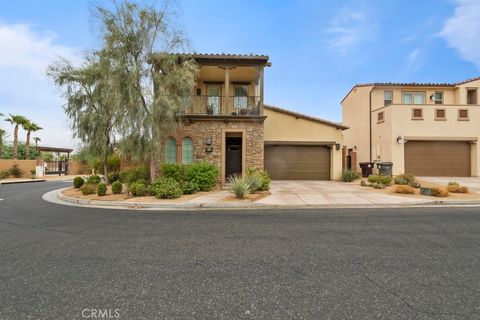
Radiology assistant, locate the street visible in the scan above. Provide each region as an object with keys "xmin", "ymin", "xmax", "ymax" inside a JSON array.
[{"xmin": 0, "ymin": 181, "xmax": 479, "ymax": 319}]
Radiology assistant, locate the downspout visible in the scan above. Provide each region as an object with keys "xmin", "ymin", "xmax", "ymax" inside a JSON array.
[{"xmin": 369, "ymin": 86, "xmax": 374, "ymax": 162}]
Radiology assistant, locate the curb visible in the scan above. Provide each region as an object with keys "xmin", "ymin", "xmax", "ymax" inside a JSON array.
[
  {"xmin": 0, "ymin": 179, "xmax": 46, "ymax": 185},
  {"xmin": 49, "ymin": 188, "xmax": 480, "ymax": 211}
]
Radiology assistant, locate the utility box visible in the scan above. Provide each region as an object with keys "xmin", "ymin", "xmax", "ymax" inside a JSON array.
[{"xmin": 35, "ymin": 166, "xmax": 44, "ymax": 178}]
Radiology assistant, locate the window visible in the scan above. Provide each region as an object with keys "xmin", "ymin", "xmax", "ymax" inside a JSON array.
[
  {"xmin": 434, "ymin": 92, "xmax": 443, "ymax": 105},
  {"xmin": 402, "ymin": 92, "xmax": 425, "ymax": 104},
  {"xmin": 384, "ymin": 90, "xmax": 393, "ymax": 106},
  {"xmin": 182, "ymin": 137, "xmax": 193, "ymax": 164},
  {"xmin": 467, "ymin": 89, "xmax": 478, "ymax": 105},
  {"xmin": 377, "ymin": 111, "xmax": 384, "ymax": 123},
  {"xmin": 165, "ymin": 137, "xmax": 177, "ymax": 163},
  {"xmin": 458, "ymin": 109, "xmax": 469, "ymax": 120},
  {"xmin": 412, "ymin": 108, "xmax": 423, "ymax": 119},
  {"xmin": 234, "ymin": 85, "xmax": 249, "ymax": 109},
  {"xmin": 435, "ymin": 108, "xmax": 446, "ymax": 120}
]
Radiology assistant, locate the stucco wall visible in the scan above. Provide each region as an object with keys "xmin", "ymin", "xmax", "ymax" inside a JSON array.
[
  {"xmin": 264, "ymin": 108, "xmax": 344, "ymax": 180},
  {"xmin": 0, "ymin": 160, "xmax": 37, "ymax": 178}
]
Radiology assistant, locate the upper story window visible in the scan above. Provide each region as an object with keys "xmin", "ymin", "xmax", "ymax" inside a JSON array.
[
  {"xmin": 165, "ymin": 137, "xmax": 177, "ymax": 163},
  {"xmin": 467, "ymin": 89, "xmax": 478, "ymax": 105},
  {"xmin": 403, "ymin": 92, "xmax": 425, "ymax": 104},
  {"xmin": 384, "ymin": 90, "xmax": 393, "ymax": 106},
  {"xmin": 182, "ymin": 137, "xmax": 193, "ymax": 164},
  {"xmin": 434, "ymin": 92, "xmax": 443, "ymax": 104}
]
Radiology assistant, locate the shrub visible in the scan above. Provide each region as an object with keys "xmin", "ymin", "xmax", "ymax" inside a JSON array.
[
  {"xmin": 431, "ymin": 187, "xmax": 449, "ymax": 197},
  {"xmin": 228, "ymin": 174, "xmax": 251, "ymax": 198},
  {"xmin": 151, "ymin": 177, "xmax": 183, "ymax": 199},
  {"xmin": 81, "ymin": 184, "xmax": 96, "ymax": 195},
  {"xmin": 93, "ymin": 154, "xmax": 121, "ymax": 174},
  {"xmin": 181, "ymin": 180, "xmax": 199, "ymax": 195},
  {"xmin": 129, "ymin": 181, "xmax": 149, "ymax": 197},
  {"xmin": 394, "ymin": 174, "xmax": 415, "ymax": 185},
  {"xmin": 447, "ymin": 185, "xmax": 469, "ymax": 193},
  {"xmin": 9, "ymin": 164, "xmax": 23, "ymax": 178},
  {"xmin": 448, "ymin": 181, "xmax": 459, "ymax": 187},
  {"xmin": 86, "ymin": 175, "xmax": 101, "ymax": 185},
  {"xmin": 368, "ymin": 174, "xmax": 392, "ymax": 186},
  {"xmin": 108, "ymin": 172, "xmax": 120, "ymax": 184},
  {"xmin": 395, "ymin": 185, "xmax": 415, "ymax": 194},
  {"xmin": 161, "ymin": 163, "xmax": 187, "ymax": 182},
  {"xmin": 341, "ymin": 169, "xmax": 359, "ymax": 182},
  {"xmin": 409, "ymin": 181, "xmax": 421, "ymax": 189},
  {"xmin": 246, "ymin": 167, "xmax": 270, "ymax": 191},
  {"xmin": 0, "ymin": 169, "xmax": 9, "ymax": 180},
  {"xmin": 185, "ymin": 161, "xmax": 218, "ymax": 191},
  {"xmin": 360, "ymin": 180, "xmax": 368, "ymax": 187},
  {"xmin": 120, "ymin": 166, "xmax": 148, "ymax": 186},
  {"xmin": 96, "ymin": 182, "xmax": 107, "ymax": 196},
  {"xmin": 245, "ymin": 173, "xmax": 262, "ymax": 193},
  {"xmin": 73, "ymin": 176, "xmax": 85, "ymax": 189},
  {"xmin": 111, "ymin": 180, "xmax": 123, "ymax": 194},
  {"xmin": 30, "ymin": 169, "xmax": 36, "ymax": 178},
  {"xmin": 372, "ymin": 183, "xmax": 386, "ymax": 189}
]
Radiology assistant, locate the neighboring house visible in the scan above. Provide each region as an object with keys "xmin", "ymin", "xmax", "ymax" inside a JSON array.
[
  {"xmin": 342, "ymin": 77, "xmax": 480, "ymax": 177},
  {"xmin": 152, "ymin": 53, "xmax": 346, "ymax": 185}
]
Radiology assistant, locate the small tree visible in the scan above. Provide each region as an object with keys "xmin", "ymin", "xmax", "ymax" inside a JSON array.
[
  {"xmin": 4, "ymin": 114, "xmax": 28, "ymax": 159},
  {"xmin": 33, "ymin": 137, "xmax": 41, "ymax": 151}
]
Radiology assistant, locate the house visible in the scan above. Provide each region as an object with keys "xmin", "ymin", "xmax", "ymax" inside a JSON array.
[
  {"xmin": 342, "ymin": 77, "xmax": 480, "ymax": 177},
  {"xmin": 152, "ymin": 53, "xmax": 346, "ymax": 185}
]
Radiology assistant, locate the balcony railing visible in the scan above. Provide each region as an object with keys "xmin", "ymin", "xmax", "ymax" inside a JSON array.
[{"xmin": 183, "ymin": 95, "xmax": 261, "ymax": 116}]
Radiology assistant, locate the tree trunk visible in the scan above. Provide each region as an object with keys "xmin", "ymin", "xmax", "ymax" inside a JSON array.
[
  {"xmin": 0, "ymin": 131, "xmax": 3, "ymax": 157},
  {"xmin": 103, "ymin": 152, "xmax": 109, "ymax": 184},
  {"xmin": 149, "ymin": 156, "xmax": 156, "ymax": 183},
  {"xmin": 25, "ymin": 130, "xmax": 31, "ymax": 159},
  {"xmin": 13, "ymin": 125, "xmax": 18, "ymax": 159}
]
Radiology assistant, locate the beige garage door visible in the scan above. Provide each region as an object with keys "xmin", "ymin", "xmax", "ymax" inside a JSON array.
[
  {"xmin": 404, "ymin": 141, "xmax": 471, "ymax": 177},
  {"xmin": 264, "ymin": 145, "xmax": 331, "ymax": 180}
]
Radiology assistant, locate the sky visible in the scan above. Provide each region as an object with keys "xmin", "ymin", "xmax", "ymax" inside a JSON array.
[{"xmin": 0, "ymin": 0, "xmax": 479, "ymax": 149}]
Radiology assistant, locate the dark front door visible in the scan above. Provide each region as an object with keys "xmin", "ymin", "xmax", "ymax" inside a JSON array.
[{"xmin": 226, "ymin": 137, "xmax": 242, "ymax": 178}]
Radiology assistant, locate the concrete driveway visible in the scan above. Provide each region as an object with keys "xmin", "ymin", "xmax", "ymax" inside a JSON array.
[
  {"xmin": 418, "ymin": 177, "xmax": 480, "ymax": 192},
  {"xmin": 256, "ymin": 181, "xmax": 423, "ymax": 206}
]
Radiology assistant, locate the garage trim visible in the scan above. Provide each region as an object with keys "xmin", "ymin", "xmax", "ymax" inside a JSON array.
[{"xmin": 264, "ymin": 140, "xmax": 336, "ymax": 146}]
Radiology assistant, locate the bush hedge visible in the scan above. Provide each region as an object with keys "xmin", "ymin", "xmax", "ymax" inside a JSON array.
[
  {"xmin": 73, "ymin": 176, "xmax": 85, "ymax": 189},
  {"xmin": 81, "ymin": 184, "xmax": 96, "ymax": 195},
  {"xmin": 0, "ymin": 169, "xmax": 9, "ymax": 180},
  {"xmin": 96, "ymin": 182, "xmax": 107, "ymax": 196},
  {"xmin": 395, "ymin": 185, "xmax": 415, "ymax": 194},
  {"xmin": 120, "ymin": 166, "xmax": 148, "ymax": 186},
  {"xmin": 246, "ymin": 167, "xmax": 270, "ymax": 191},
  {"xmin": 9, "ymin": 164, "xmax": 23, "ymax": 178},
  {"xmin": 162, "ymin": 161, "xmax": 219, "ymax": 192},
  {"xmin": 129, "ymin": 180, "xmax": 148, "ymax": 197},
  {"xmin": 151, "ymin": 177, "xmax": 183, "ymax": 199},
  {"xmin": 111, "ymin": 180, "xmax": 123, "ymax": 194},
  {"xmin": 86, "ymin": 175, "xmax": 101, "ymax": 185},
  {"xmin": 394, "ymin": 174, "xmax": 415, "ymax": 185},
  {"xmin": 368, "ymin": 174, "xmax": 392, "ymax": 186}
]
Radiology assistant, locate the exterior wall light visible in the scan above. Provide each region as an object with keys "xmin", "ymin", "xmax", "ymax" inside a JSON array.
[
  {"xmin": 396, "ymin": 136, "xmax": 406, "ymax": 144},
  {"xmin": 206, "ymin": 137, "xmax": 212, "ymax": 145},
  {"xmin": 335, "ymin": 143, "xmax": 341, "ymax": 150}
]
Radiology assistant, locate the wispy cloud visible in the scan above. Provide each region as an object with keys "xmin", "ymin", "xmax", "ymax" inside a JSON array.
[
  {"xmin": 325, "ymin": 3, "xmax": 377, "ymax": 55},
  {"xmin": 406, "ymin": 48, "xmax": 422, "ymax": 71},
  {"xmin": 0, "ymin": 23, "xmax": 80, "ymax": 148},
  {"xmin": 440, "ymin": 0, "xmax": 480, "ymax": 70}
]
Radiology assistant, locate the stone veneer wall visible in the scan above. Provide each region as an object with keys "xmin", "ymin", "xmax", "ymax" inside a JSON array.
[{"xmin": 159, "ymin": 119, "xmax": 264, "ymax": 175}]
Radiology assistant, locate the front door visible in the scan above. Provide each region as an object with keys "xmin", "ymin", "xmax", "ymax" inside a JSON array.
[
  {"xmin": 207, "ymin": 84, "xmax": 221, "ymax": 114},
  {"xmin": 225, "ymin": 137, "xmax": 242, "ymax": 179}
]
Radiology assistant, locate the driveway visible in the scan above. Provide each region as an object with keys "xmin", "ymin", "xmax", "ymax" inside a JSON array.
[
  {"xmin": 1, "ymin": 181, "xmax": 479, "ymax": 319},
  {"xmin": 418, "ymin": 176, "xmax": 480, "ymax": 192}
]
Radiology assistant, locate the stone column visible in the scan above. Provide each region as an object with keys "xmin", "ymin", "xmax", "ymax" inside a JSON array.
[
  {"xmin": 259, "ymin": 67, "xmax": 264, "ymax": 115},
  {"xmin": 224, "ymin": 67, "xmax": 230, "ymax": 114}
]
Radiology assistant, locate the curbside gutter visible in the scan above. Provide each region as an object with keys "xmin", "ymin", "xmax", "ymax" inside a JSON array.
[
  {"xmin": 44, "ymin": 188, "xmax": 480, "ymax": 211},
  {"xmin": 1, "ymin": 179, "xmax": 46, "ymax": 185}
]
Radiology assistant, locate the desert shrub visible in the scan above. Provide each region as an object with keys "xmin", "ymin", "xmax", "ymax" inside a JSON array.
[
  {"xmin": 409, "ymin": 181, "xmax": 421, "ymax": 189},
  {"xmin": 185, "ymin": 161, "xmax": 218, "ymax": 191},
  {"xmin": 9, "ymin": 164, "xmax": 23, "ymax": 178},
  {"xmin": 448, "ymin": 181, "xmax": 459, "ymax": 187},
  {"xmin": 120, "ymin": 166, "xmax": 148, "ymax": 186},
  {"xmin": 93, "ymin": 154, "xmax": 121, "ymax": 174},
  {"xmin": 73, "ymin": 176, "xmax": 85, "ymax": 188},
  {"xmin": 129, "ymin": 180, "xmax": 149, "ymax": 197},
  {"xmin": 96, "ymin": 182, "xmax": 107, "ymax": 196},
  {"xmin": 161, "ymin": 163, "xmax": 187, "ymax": 182},
  {"xmin": 368, "ymin": 174, "xmax": 392, "ymax": 186},
  {"xmin": 86, "ymin": 175, "xmax": 101, "ymax": 185},
  {"xmin": 228, "ymin": 174, "xmax": 251, "ymax": 198},
  {"xmin": 447, "ymin": 185, "xmax": 469, "ymax": 193},
  {"xmin": 341, "ymin": 169, "xmax": 359, "ymax": 182},
  {"xmin": 108, "ymin": 172, "xmax": 120, "ymax": 184},
  {"xmin": 372, "ymin": 183, "xmax": 386, "ymax": 189},
  {"xmin": 181, "ymin": 180, "xmax": 199, "ymax": 195},
  {"xmin": 395, "ymin": 185, "xmax": 415, "ymax": 194},
  {"xmin": 246, "ymin": 167, "xmax": 270, "ymax": 191},
  {"xmin": 394, "ymin": 174, "xmax": 415, "ymax": 185},
  {"xmin": 245, "ymin": 173, "xmax": 262, "ymax": 193},
  {"xmin": 360, "ymin": 180, "xmax": 368, "ymax": 187},
  {"xmin": 111, "ymin": 180, "xmax": 123, "ymax": 194},
  {"xmin": 0, "ymin": 169, "xmax": 9, "ymax": 180},
  {"xmin": 431, "ymin": 187, "xmax": 449, "ymax": 197},
  {"xmin": 81, "ymin": 184, "xmax": 96, "ymax": 195},
  {"xmin": 151, "ymin": 177, "xmax": 183, "ymax": 199}
]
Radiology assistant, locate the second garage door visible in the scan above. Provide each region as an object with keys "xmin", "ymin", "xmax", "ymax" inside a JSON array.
[
  {"xmin": 404, "ymin": 141, "xmax": 471, "ymax": 177},
  {"xmin": 264, "ymin": 145, "xmax": 331, "ymax": 180}
]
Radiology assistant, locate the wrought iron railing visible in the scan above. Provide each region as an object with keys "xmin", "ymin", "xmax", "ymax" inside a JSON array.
[{"xmin": 182, "ymin": 96, "xmax": 261, "ymax": 115}]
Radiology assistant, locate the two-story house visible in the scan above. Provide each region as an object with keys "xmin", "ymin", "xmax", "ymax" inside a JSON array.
[
  {"xmin": 342, "ymin": 77, "xmax": 480, "ymax": 177},
  {"xmin": 152, "ymin": 53, "xmax": 346, "ymax": 185}
]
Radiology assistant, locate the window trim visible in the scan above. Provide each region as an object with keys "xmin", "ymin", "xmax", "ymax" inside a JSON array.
[
  {"xmin": 181, "ymin": 137, "xmax": 194, "ymax": 164},
  {"xmin": 434, "ymin": 108, "xmax": 446, "ymax": 121},
  {"xmin": 165, "ymin": 137, "xmax": 177, "ymax": 163},
  {"xmin": 402, "ymin": 91, "xmax": 426, "ymax": 105},
  {"xmin": 384, "ymin": 90, "xmax": 393, "ymax": 106},
  {"xmin": 434, "ymin": 91, "xmax": 444, "ymax": 105},
  {"xmin": 377, "ymin": 111, "xmax": 385, "ymax": 123},
  {"xmin": 458, "ymin": 109, "xmax": 470, "ymax": 121},
  {"xmin": 411, "ymin": 108, "xmax": 423, "ymax": 120}
]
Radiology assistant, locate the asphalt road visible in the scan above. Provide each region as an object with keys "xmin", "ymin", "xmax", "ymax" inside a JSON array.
[{"xmin": 0, "ymin": 181, "xmax": 479, "ymax": 320}]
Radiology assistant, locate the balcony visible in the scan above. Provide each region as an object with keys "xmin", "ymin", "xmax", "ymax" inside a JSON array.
[{"xmin": 183, "ymin": 95, "xmax": 262, "ymax": 116}]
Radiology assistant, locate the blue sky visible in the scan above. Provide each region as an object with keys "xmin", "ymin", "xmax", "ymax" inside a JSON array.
[{"xmin": 0, "ymin": 0, "xmax": 479, "ymax": 149}]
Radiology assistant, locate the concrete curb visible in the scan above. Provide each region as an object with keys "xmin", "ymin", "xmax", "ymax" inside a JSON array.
[
  {"xmin": 1, "ymin": 179, "xmax": 46, "ymax": 185},
  {"xmin": 45, "ymin": 188, "xmax": 480, "ymax": 211}
]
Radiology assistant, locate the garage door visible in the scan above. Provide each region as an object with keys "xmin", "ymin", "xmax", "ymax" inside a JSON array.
[
  {"xmin": 264, "ymin": 145, "xmax": 331, "ymax": 180},
  {"xmin": 404, "ymin": 141, "xmax": 471, "ymax": 176}
]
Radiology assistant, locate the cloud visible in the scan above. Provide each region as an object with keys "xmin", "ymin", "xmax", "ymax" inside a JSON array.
[
  {"xmin": 441, "ymin": 0, "xmax": 480, "ymax": 69},
  {"xmin": 326, "ymin": 4, "xmax": 377, "ymax": 55},
  {"xmin": 0, "ymin": 23, "xmax": 80, "ymax": 148},
  {"xmin": 406, "ymin": 48, "xmax": 422, "ymax": 71}
]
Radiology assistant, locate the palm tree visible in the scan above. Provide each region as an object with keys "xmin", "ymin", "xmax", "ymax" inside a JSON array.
[
  {"xmin": 33, "ymin": 137, "xmax": 41, "ymax": 150},
  {"xmin": 0, "ymin": 128, "xmax": 6, "ymax": 157},
  {"xmin": 5, "ymin": 114, "xmax": 28, "ymax": 159},
  {"xmin": 23, "ymin": 121, "xmax": 42, "ymax": 159}
]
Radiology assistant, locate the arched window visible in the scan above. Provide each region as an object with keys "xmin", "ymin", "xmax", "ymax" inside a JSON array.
[
  {"xmin": 182, "ymin": 137, "xmax": 193, "ymax": 164},
  {"xmin": 165, "ymin": 137, "xmax": 177, "ymax": 163}
]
